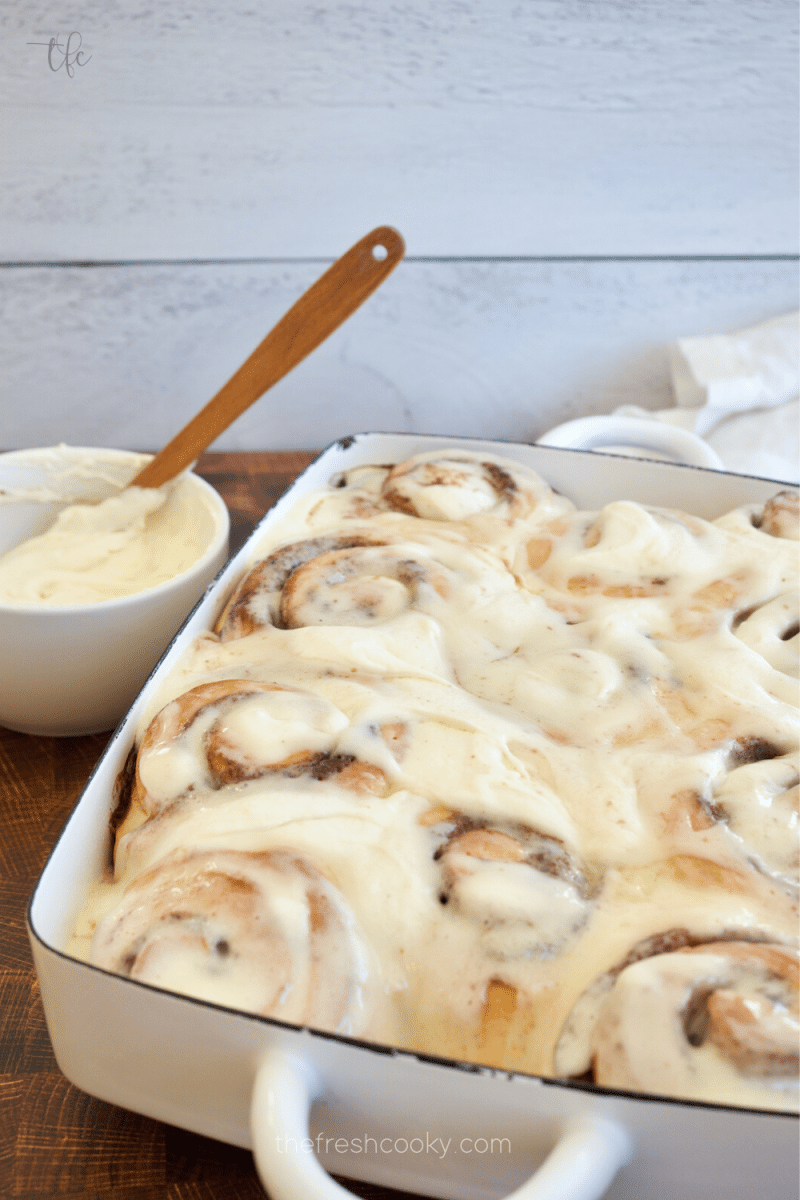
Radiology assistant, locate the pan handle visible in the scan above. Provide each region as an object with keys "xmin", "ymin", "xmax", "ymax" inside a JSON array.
[
  {"xmin": 250, "ymin": 1047, "xmax": 632, "ymax": 1200},
  {"xmin": 536, "ymin": 414, "xmax": 724, "ymax": 469}
]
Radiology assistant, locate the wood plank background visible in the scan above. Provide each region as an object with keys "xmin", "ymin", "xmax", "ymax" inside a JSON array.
[
  {"xmin": 2, "ymin": 257, "xmax": 796, "ymax": 453},
  {"xmin": 1, "ymin": 1, "xmax": 797, "ymax": 453},
  {"xmin": 3, "ymin": 0, "xmax": 798, "ymax": 260}
]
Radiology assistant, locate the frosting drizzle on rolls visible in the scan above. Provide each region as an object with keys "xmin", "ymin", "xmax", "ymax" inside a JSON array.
[
  {"xmin": 757, "ymin": 489, "xmax": 800, "ymax": 540},
  {"xmin": 378, "ymin": 450, "xmax": 571, "ymax": 524},
  {"xmin": 90, "ymin": 846, "xmax": 378, "ymax": 1034},
  {"xmin": 556, "ymin": 937, "xmax": 798, "ymax": 1110},
  {"xmin": 116, "ymin": 680, "xmax": 352, "ymax": 833},
  {"xmin": 71, "ymin": 455, "xmax": 799, "ymax": 1111},
  {"xmin": 214, "ymin": 534, "xmax": 386, "ymax": 639},
  {"xmin": 434, "ymin": 818, "xmax": 596, "ymax": 959}
]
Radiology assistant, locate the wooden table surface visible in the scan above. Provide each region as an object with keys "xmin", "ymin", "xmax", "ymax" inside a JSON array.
[{"xmin": 0, "ymin": 452, "xmax": 425, "ymax": 1200}]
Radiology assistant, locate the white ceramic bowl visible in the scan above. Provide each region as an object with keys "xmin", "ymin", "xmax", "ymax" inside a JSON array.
[{"xmin": 0, "ymin": 446, "xmax": 229, "ymax": 736}]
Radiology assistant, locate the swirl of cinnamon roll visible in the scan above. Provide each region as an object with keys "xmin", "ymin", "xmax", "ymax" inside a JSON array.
[
  {"xmin": 710, "ymin": 750, "xmax": 799, "ymax": 889},
  {"xmin": 664, "ymin": 738, "xmax": 798, "ymax": 886},
  {"xmin": 754, "ymin": 489, "xmax": 800, "ymax": 540},
  {"xmin": 278, "ymin": 542, "xmax": 457, "ymax": 628},
  {"xmin": 218, "ymin": 535, "xmax": 509, "ymax": 635},
  {"xmin": 380, "ymin": 451, "xmax": 565, "ymax": 522},
  {"xmin": 543, "ymin": 501, "xmax": 722, "ymax": 601},
  {"xmin": 434, "ymin": 817, "xmax": 595, "ymax": 958},
  {"xmin": 89, "ymin": 847, "xmax": 377, "ymax": 1034},
  {"xmin": 732, "ymin": 591, "xmax": 799, "ymax": 677},
  {"xmin": 114, "ymin": 680, "xmax": 385, "ymax": 849},
  {"xmin": 214, "ymin": 534, "xmax": 386, "ymax": 639},
  {"xmin": 555, "ymin": 932, "xmax": 799, "ymax": 1110}
]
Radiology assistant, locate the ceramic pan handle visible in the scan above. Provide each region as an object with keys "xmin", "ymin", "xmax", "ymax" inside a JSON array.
[
  {"xmin": 536, "ymin": 415, "xmax": 724, "ymax": 469},
  {"xmin": 250, "ymin": 1047, "xmax": 632, "ymax": 1200}
]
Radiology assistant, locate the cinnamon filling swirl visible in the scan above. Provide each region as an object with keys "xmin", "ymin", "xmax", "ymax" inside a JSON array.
[
  {"xmin": 732, "ymin": 592, "xmax": 800, "ymax": 677},
  {"xmin": 711, "ymin": 753, "xmax": 799, "ymax": 888},
  {"xmin": 434, "ymin": 820, "xmax": 595, "ymax": 958},
  {"xmin": 114, "ymin": 679, "xmax": 377, "ymax": 848},
  {"xmin": 754, "ymin": 489, "xmax": 800, "ymax": 540},
  {"xmin": 214, "ymin": 534, "xmax": 385, "ymax": 638},
  {"xmin": 90, "ymin": 847, "xmax": 377, "ymax": 1034},
  {"xmin": 558, "ymin": 939, "xmax": 799, "ymax": 1109},
  {"xmin": 280, "ymin": 544, "xmax": 451, "ymax": 628},
  {"xmin": 383, "ymin": 456, "xmax": 521, "ymax": 519},
  {"xmin": 379, "ymin": 450, "xmax": 570, "ymax": 524}
]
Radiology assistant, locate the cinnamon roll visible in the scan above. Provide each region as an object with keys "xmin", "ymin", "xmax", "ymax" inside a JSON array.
[
  {"xmin": 380, "ymin": 450, "xmax": 567, "ymax": 523},
  {"xmin": 215, "ymin": 534, "xmax": 385, "ymax": 639},
  {"xmin": 215, "ymin": 531, "xmax": 508, "ymax": 638},
  {"xmin": 539, "ymin": 502, "xmax": 715, "ymax": 600},
  {"xmin": 278, "ymin": 543, "xmax": 453, "ymax": 628},
  {"xmin": 434, "ymin": 818, "xmax": 594, "ymax": 958},
  {"xmin": 220, "ymin": 535, "xmax": 517, "ymax": 638},
  {"xmin": 556, "ymin": 936, "xmax": 799, "ymax": 1110},
  {"xmin": 755, "ymin": 489, "xmax": 800, "ymax": 540},
  {"xmin": 710, "ymin": 751, "xmax": 799, "ymax": 889},
  {"xmin": 732, "ymin": 592, "xmax": 799, "ymax": 677},
  {"xmin": 114, "ymin": 679, "xmax": 383, "ymax": 849},
  {"xmin": 89, "ymin": 847, "xmax": 377, "ymax": 1034},
  {"xmin": 656, "ymin": 735, "xmax": 799, "ymax": 893}
]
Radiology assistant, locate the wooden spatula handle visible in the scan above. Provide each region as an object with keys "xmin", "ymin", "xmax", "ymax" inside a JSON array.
[{"xmin": 131, "ymin": 226, "xmax": 405, "ymax": 489}]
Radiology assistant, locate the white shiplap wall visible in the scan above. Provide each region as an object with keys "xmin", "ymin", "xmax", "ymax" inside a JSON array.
[
  {"xmin": 1, "ymin": 1, "xmax": 797, "ymax": 450},
  {"xmin": 2, "ymin": 258, "xmax": 796, "ymax": 451}
]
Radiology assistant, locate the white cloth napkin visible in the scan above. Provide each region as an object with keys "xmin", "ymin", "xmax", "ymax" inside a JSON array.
[{"xmin": 615, "ymin": 311, "xmax": 800, "ymax": 483}]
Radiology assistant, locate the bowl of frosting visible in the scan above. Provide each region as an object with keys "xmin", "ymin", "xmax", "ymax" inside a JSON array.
[{"xmin": 0, "ymin": 445, "xmax": 229, "ymax": 736}]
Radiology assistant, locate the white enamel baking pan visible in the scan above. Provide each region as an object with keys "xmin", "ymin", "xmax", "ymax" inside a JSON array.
[{"xmin": 28, "ymin": 433, "xmax": 798, "ymax": 1200}]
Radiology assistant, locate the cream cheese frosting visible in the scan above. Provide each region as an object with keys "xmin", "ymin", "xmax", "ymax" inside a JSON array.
[
  {"xmin": 70, "ymin": 450, "xmax": 799, "ymax": 1111},
  {"xmin": 0, "ymin": 472, "xmax": 217, "ymax": 605}
]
